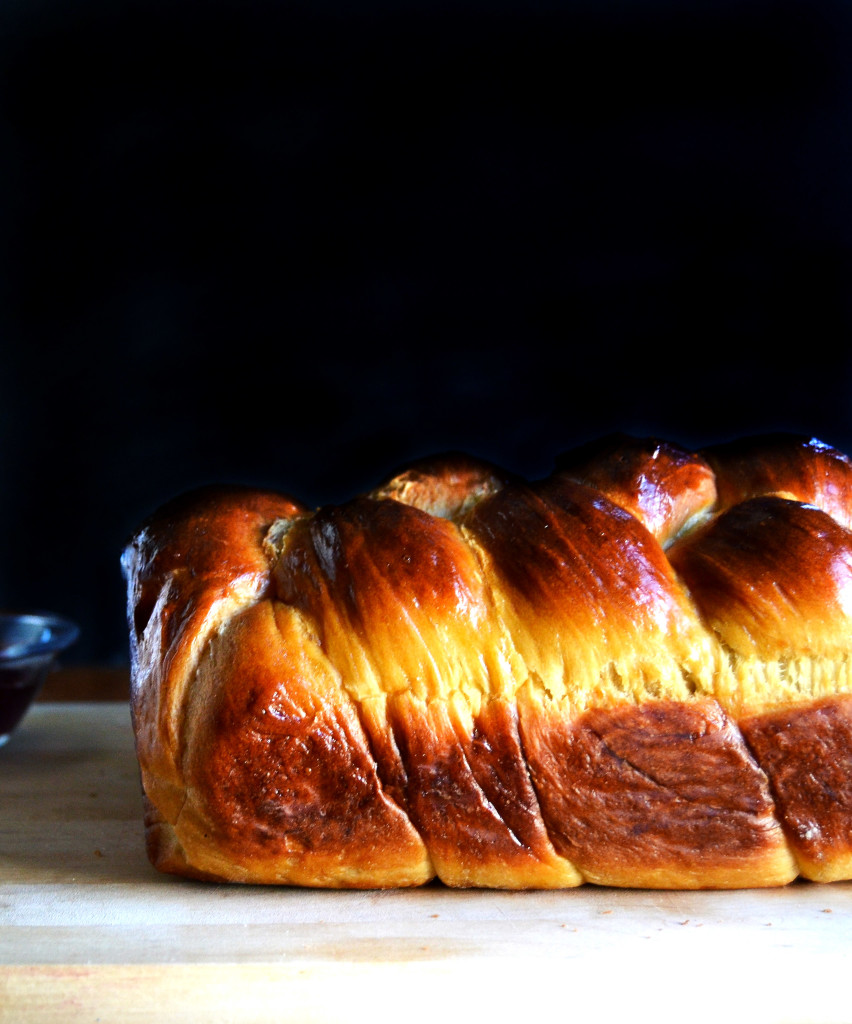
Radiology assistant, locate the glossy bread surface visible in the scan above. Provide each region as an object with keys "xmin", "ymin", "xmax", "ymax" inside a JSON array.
[{"xmin": 122, "ymin": 435, "xmax": 852, "ymax": 888}]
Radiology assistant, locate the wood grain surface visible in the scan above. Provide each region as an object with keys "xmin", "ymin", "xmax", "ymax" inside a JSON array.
[{"xmin": 3, "ymin": 681, "xmax": 852, "ymax": 1023}]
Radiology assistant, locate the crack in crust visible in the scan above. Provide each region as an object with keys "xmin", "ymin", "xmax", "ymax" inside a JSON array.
[{"xmin": 123, "ymin": 434, "xmax": 852, "ymax": 888}]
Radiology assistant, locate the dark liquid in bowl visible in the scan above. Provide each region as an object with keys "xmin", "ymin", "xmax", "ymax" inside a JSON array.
[{"xmin": 0, "ymin": 666, "xmax": 48, "ymax": 736}]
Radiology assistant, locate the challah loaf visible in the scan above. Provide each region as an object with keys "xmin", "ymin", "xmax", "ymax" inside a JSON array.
[{"xmin": 121, "ymin": 433, "xmax": 852, "ymax": 889}]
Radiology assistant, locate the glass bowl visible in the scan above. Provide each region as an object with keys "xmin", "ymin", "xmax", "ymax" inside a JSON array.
[{"xmin": 0, "ymin": 612, "xmax": 80, "ymax": 747}]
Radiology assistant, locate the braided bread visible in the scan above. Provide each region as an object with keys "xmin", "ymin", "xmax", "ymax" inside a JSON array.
[{"xmin": 121, "ymin": 433, "xmax": 852, "ymax": 889}]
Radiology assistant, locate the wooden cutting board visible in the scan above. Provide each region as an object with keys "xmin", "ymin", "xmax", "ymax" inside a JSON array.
[{"xmin": 2, "ymin": 703, "xmax": 852, "ymax": 1024}]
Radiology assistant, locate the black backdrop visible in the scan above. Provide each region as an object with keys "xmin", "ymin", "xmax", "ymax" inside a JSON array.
[{"xmin": 2, "ymin": 0, "xmax": 851, "ymax": 665}]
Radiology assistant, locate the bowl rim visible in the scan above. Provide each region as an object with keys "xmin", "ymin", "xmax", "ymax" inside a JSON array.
[{"xmin": 0, "ymin": 611, "xmax": 81, "ymax": 661}]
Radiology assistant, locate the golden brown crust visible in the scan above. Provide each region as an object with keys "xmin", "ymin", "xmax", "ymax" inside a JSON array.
[
  {"xmin": 121, "ymin": 486, "xmax": 308, "ymax": 836},
  {"xmin": 371, "ymin": 451, "xmax": 510, "ymax": 518},
  {"xmin": 463, "ymin": 475, "xmax": 721, "ymax": 710},
  {"xmin": 518, "ymin": 696, "xmax": 795, "ymax": 889},
  {"xmin": 667, "ymin": 496, "xmax": 852, "ymax": 716},
  {"xmin": 705, "ymin": 433, "xmax": 852, "ymax": 528},
  {"xmin": 556, "ymin": 433, "xmax": 718, "ymax": 546},
  {"xmin": 385, "ymin": 692, "xmax": 579, "ymax": 888},
  {"xmin": 178, "ymin": 601, "xmax": 431, "ymax": 886},
  {"xmin": 122, "ymin": 435, "xmax": 852, "ymax": 889},
  {"xmin": 740, "ymin": 696, "xmax": 852, "ymax": 882}
]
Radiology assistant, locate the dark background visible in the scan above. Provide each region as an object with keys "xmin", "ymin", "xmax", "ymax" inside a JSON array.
[{"xmin": 2, "ymin": 0, "xmax": 851, "ymax": 666}]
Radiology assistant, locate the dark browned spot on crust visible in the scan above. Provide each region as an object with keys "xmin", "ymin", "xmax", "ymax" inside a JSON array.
[
  {"xmin": 354, "ymin": 700, "xmax": 413, "ymax": 817},
  {"xmin": 198, "ymin": 672, "xmax": 401, "ymax": 856},
  {"xmin": 451, "ymin": 697, "xmax": 561, "ymax": 861},
  {"xmin": 741, "ymin": 696, "xmax": 852, "ymax": 874},
  {"xmin": 388, "ymin": 695, "xmax": 528, "ymax": 872},
  {"xmin": 519, "ymin": 698, "xmax": 785, "ymax": 882},
  {"xmin": 386, "ymin": 694, "xmax": 566, "ymax": 883},
  {"xmin": 186, "ymin": 603, "xmax": 427, "ymax": 876}
]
